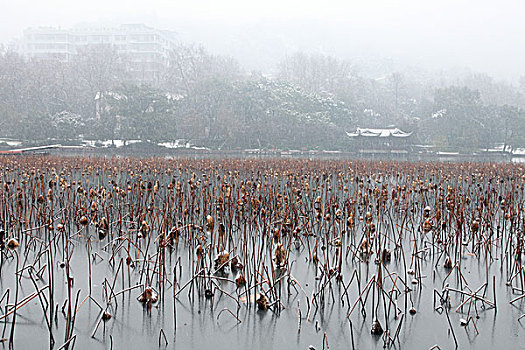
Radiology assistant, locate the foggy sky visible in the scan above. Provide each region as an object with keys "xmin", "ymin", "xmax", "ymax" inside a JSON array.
[{"xmin": 1, "ymin": 0, "xmax": 524, "ymax": 81}]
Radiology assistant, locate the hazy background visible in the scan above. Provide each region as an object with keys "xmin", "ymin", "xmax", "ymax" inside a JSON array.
[{"xmin": 1, "ymin": 0, "xmax": 524, "ymax": 81}]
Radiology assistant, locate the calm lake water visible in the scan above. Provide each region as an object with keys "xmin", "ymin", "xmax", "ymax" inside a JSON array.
[{"xmin": 1, "ymin": 231, "xmax": 523, "ymax": 350}]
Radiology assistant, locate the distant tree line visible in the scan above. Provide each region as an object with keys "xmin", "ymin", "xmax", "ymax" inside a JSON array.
[
  {"xmin": 1, "ymin": 44, "xmax": 525, "ymax": 151},
  {"xmin": 277, "ymin": 52, "xmax": 525, "ymax": 152}
]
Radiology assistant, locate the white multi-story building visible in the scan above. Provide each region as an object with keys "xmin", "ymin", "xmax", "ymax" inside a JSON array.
[{"xmin": 13, "ymin": 24, "xmax": 178, "ymax": 83}]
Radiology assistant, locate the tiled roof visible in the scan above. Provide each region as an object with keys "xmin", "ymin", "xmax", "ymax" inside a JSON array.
[{"xmin": 346, "ymin": 128, "xmax": 412, "ymax": 138}]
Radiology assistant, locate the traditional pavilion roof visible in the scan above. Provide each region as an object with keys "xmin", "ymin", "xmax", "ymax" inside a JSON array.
[{"xmin": 346, "ymin": 127, "xmax": 412, "ymax": 138}]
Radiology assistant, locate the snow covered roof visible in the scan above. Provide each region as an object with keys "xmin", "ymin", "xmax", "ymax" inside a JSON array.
[
  {"xmin": 94, "ymin": 91, "xmax": 126, "ymax": 101},
  {"xmin": 346, "ymin": 127, "xmax": 412, "ymax": 138}
]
